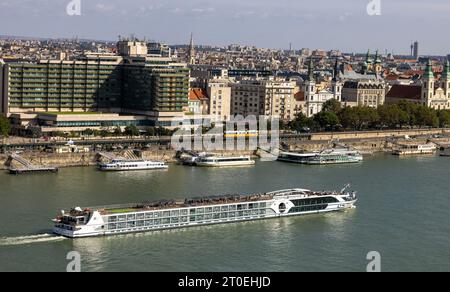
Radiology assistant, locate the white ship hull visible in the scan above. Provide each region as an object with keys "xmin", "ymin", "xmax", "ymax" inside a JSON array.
[
  {"xmin": 52, "ymin": 188, "xmax": 357, "ymax": 238},
  {"xmin": 196, "ymin": 160, "xmax": 256, "ymax": 167},
  {"xmin": 193, "ymin": 156, "xmax": 256, "ymax": 167},
  {"xmin": 278, "ymin": 149, "xmax": 363, "ymax": 165},
  {"xmin": 99, "ymin": 160, "xmax": 168, "ymax": 171},
  {"xmin": 304, "ymin": 157, "xmax": 363, "ymax": 165},
  {"xmin": 393, "ymin": 150, "xmax": 436, "ymax": 156},
  {"xmin": 100, "ymin": 165, "xmax": 169, "ymax": 171}
]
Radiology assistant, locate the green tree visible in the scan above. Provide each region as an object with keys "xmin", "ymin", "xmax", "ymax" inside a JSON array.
[
  {"xmin": 113, "ymin": 126, "xmax": 123, "ymax": 136},
  {"xmin": 288, "ymin": 112, "xmax": 314, "ymax": 132},
  {"xmin": 322, "ymin": 99, "xmax": 342, "ymax": 114},
  {"xmin": 0, "ymin": 116, "xmax": 11, "ymax": 137},
  {"xmin": 398, "ymin": 101, "xmax": 419, "ymax": 126},
  {"xmin": 100, "ymin": 130, "xmax": 109, "ymax": 137},
  {"xmin": 146, "ymin": 127, "xmax": 156, "ymax": 136},
  {"xmin": 313, "ymin": 111, "xmax": 340, "ymax": 130},
  {"xmin": 377, "ymin": 104, "xmax": 408, "ymax": 128},
  {"xmin": 437, "ymin": 110, "xmax": 450, "ymax": 128},
  {"xmin": 359, "ymin": 106, "xmax": 379, "ymax": 129},
  {"xmin": 124, "ymin": 125, "xmax": 140, "ymax": 137},
  {"xmin": 415, "ymin": 106, "xmax": 439, "ymax": 128},
  {"xmin": 338, "ymin": 106, "xmax": 378, "ymax": 130},
  {"xmin": 338, "ymin": 107, "xmax": 360, "ymax": 130},
  {"xmin": 83, "ymin": 128, "xmax": 95, "ymax": 136}
]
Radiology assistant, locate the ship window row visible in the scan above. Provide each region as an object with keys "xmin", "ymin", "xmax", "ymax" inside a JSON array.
[
  {"xmin": 108, "ymin": 210, "xmax": 190, "ymax": 222},
  {"xmin": 291, "ymin": 197, "xmax": 338, "ymax": 206},
  {"xmin": 107, "ymin": 209, "xmax": 269, "ymax": 230},
  {"xmin": 107, "ymin": 203, "xmax": 268, "ymax": 222},
  {"xmin": 108, "ymin": 217, "xmax": 188, "ymax": 230},
  {"xmin": 107, "ymin": 209, "xmax": 269, "ymax": 225},
  {"xmin": 289, "ymin": 204, "xmax": 328, "ymax": 213},
  {"xmin": 189, "ymin": 203, "xmax": 266, "ymax": 214},
  {"xmin": 190, "ymin": 209, "xmax": 267, "ymax": 222}
]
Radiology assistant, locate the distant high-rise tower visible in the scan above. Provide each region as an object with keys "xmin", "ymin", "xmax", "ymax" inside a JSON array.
[
  {"xmin": 188, "ymin": 33, "xmax": 195, "ymax": 65},
  {"xmin": 413, "ymin": 41, "xmax": 419, "ymax": 60},
  {"xmin": 410, "ymin": 43, "xmax": 414, "ymax": 57}
]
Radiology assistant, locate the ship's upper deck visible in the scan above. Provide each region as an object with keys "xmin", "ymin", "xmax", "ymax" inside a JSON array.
[{"xmin": 64, "ymin": 189, "xmax": 348, "ymax": 217}]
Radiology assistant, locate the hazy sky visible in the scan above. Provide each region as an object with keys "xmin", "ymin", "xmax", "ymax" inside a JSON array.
[{"xmin": 1, "ymin": 0, "xmax": 450, "ymax": 55}]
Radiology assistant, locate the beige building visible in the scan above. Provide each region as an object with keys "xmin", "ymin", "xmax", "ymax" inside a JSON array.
[
  {"xmin": 342, "ymin": 80, "xmax": 386, "ymax": 108},
  {"xmin": 117, "ymin": 40, "xmax": 148, "ymax": 57},
  {"xmin": 340, "ymin": 50, "xmax": 386, "ymax": 108},
  {"xmin": 207, "ymin": 79, "xmax": 231, "ymax": 122},
  {"xmin": 231, "ymin": 78, "xmax": 296, "ymax": 121}
]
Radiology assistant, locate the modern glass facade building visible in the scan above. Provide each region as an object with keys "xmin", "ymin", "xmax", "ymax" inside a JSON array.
[
  {"xmin": 1, "ymin": 54, "xmax": 190, "ymax": 117},
  {"xmin": 121, "ymin": 57, "xmax": 190, "ymax": 113},
  {"xmin": 2, "ymin": 55, "xmax": 123, "ymax": 114}
]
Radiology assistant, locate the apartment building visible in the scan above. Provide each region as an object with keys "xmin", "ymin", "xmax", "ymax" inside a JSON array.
[
  {"xmin": 207, "ymin": 78, "xmax": 231, "ymax": 122},
  {"xmin": 231, "ymin": 78, "xmax": 296, "ymax": 120}
]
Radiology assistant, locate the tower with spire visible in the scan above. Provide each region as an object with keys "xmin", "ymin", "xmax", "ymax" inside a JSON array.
[
  {"xmin": 304, "ymin": 58, "xmax": 317, "ymax": 115},
  {"xmin": 442, "ymin": 60, "xmax": 450, "ymax": 99},
  {"xmin": 188, "ymin": 33, "xmax": 195, "ymax": 65},
  {"xmin": 420, "ymin": 59, "xmax": 450, "ymax": 109},
  {"xmin": 374, "ymin": 50, "xmax": 382, "ymax": 75},
  {"xmin": 422, "ymin": 59, "xmax": 435, "ymax": 105},
  {"xmin": 366, "ymin": 50, "xmax": 374, "ymax": 73},
  {"xmin": 332, "ymin": 58, "xmax": 343, "ymax": 102}
]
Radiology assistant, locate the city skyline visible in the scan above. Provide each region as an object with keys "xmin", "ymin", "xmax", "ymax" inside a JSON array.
[{"xmin": 1, "ymin": 0, "xmax": 450, "ymax": 55}]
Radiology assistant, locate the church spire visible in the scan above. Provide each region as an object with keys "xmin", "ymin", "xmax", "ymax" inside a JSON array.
[
  {"xmin": 188, "ymin": 33, "xmax": 195, "ymax": 65},
  {"xmin": 442, "ymin": 60, "xmax": 450, "ymax": 80},
  {"xmin": 375, "ymin": 50, "xmax": 381, "ymax": 64},
  {"xmin": 332, "ymin": 58, "xmax": 340, "ymax": 82},
  {"xmin": 366, "ymin": 49, "xmax": 373, "ymax": 64},
  {"xmin": 424, "ymin": 59, "xmax": 434, "ymax": 79},
  {"xmin": 308, "ymin": 57, "xmax": 314, "ymax": 81}
]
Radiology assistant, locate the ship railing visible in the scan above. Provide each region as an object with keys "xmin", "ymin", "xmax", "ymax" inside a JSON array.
[{"xmin": 185, "ymin": 194, "xmax": 273, "ymax": 205}]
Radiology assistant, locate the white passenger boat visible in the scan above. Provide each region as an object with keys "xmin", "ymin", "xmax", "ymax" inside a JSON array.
[
  {"xmin": 194, "ymin": 155, "xmax": 256, "ymax": 167},
  {"xmin": 99, "ymin": 159, "xmax": 168, "ymax": 171},
  {"xmin": 278, "ymin": 151, "xmax": 318, "ymax": 163},
  {"xmin": 392, "ymin": 143, "xmax": 436, "ymax": 156},
  {"xmin": 278, "ymin": 148, "xmax": 363, "ymax": 165},
  {"xmin": 52, "ymin": 186, "xmax": 357, "ymax": 238}
]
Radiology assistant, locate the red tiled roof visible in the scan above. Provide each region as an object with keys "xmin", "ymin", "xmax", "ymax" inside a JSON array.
[
  {"xmin": 294, "ymin": 91, "xmax": 305, "ymax": 101},
  {"xmin": 386, "ymin": 74, "xmax": 399, "ymax": 81},
  {"xmin": 189, "ymin": 88, "xmax": 209, "ymax": 101},
  {"xmin": 386, "ymin": 85, "xmax": 422, "ymax": 100},
  {"xmin": 394, "ymin": 59, "xmax": 417, "ymax": 63}
]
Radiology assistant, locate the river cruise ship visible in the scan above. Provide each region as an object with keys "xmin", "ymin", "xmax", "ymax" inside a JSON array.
[
  {"xmin": 99, "ymin": 159, "xmax": 168, "ymax": 171},
  {"xmin": 194, "ymin": 155, "xmax": 256, "ymax": 167},
  {"xmin": 52, "ymin": 186, "xmax": 357, "ymax": 238},
  {"xmin": 278, "ymin": 148, "xmax": 363, "ymax": 165},
  {"xmin": 392, "ymin": 143, "xmax": 437, "ymax": 156}
]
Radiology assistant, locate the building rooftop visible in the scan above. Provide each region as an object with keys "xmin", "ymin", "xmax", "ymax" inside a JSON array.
[
  {"xmin": 386, "ymin": 84, "xmax": 422, "ymax": 100},
  {"xmin": 189, "ymin": 88, "xmax": 209, "ymax": 101}
]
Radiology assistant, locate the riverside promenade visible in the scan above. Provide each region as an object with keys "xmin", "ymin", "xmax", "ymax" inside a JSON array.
[{"xmin": 1, "ymin": 128, "xmax": 449, "ymax": 169}]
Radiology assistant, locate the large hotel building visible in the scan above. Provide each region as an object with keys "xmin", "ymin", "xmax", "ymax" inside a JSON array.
[{"xmin": 0, "ymin": 41, "xmax": 190, "ymax": 134}]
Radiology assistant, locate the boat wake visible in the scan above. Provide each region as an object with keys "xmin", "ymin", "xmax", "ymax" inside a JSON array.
[{"xmin": 0, "ymin": 233, "xmax": 66, "ymax": 246}]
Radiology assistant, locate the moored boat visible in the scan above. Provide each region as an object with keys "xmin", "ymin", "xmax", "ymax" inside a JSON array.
[
  {"xmin": 392, "ymin": 143, "xmax": 436, "ymax": 156},
  {"xmin": 278, "ymin": 148, "xmax": 363, "ymax": 165},
  {"xmin": 193, "ymin": 155, "xmax": 255, "ymax": 167},
  {"xmin": 99, "ymin": 159, "xmax": 168, "ymax": 171}
]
